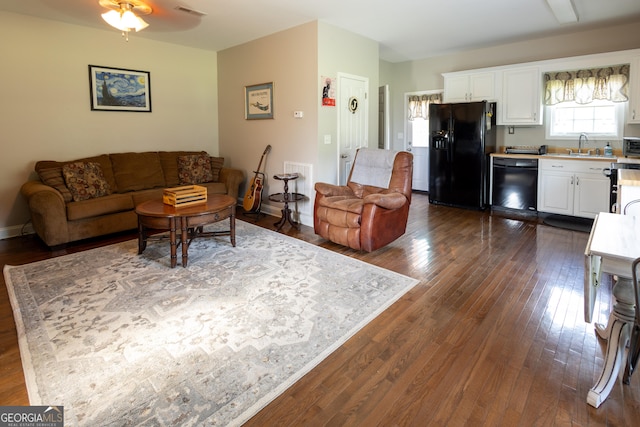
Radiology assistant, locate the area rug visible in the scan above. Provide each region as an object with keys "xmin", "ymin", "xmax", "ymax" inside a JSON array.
[{"xmin": 4, "ymin": 220, "xmax": 418, "ymax": 426}]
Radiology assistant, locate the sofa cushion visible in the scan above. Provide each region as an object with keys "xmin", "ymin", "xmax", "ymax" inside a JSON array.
[
  {"xmin": 159, "ymin": 151, "xmax": 223, "ymax": 186},
  {"xmin": 200, "ymin": 181, "xmax": 228, "ymax": 196},
  {"xmin": 36, "ymin": 154, "xmax": 117, "ymax": 193},
  {"xmin": 159, "ymin": 151, "xmax": 198, "ymax": 187},
  {"xmin": 130, "ymin": 188, "xmax": 165, "ymax": 206},
  {"xmin": 110, "ymin": 152, "xmax": 165, "ymax": 192},
  {"xmin": 36, "ymin": 166, "xmax": 73, "ymax": 202},
  {"xmin": 177, "ymin": 154, "xmax": 214, "ymax": 184},
  {"xmin": 66, "ymin": 193, "xmax": 135, "ymax": 221},
  {"xmin": 62, "ymin": 162, "xmax": 112, "ymax": 202},
  {"xmin": 210, "ymin": 156, "xmax": 224, "ymax": 182}
]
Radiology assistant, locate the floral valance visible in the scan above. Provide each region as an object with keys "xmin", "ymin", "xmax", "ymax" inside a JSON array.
[
  {"xmin": 408, "ymin": 93, "xmax": 442, "ymax": 120},
  {"xmin": 544, "ymin": 64, "xmax": 629, "ymax": 105}
]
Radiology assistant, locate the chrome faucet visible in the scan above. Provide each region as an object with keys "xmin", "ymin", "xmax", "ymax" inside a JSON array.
[{"xmin": 578, "ymin": 133, "xmax": 589, "ymax": 154}]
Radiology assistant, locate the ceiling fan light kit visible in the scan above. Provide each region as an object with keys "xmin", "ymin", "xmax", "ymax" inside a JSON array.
[{"xmin": 99, "ymin": 0, "xmax": 152, "ymax": 41}]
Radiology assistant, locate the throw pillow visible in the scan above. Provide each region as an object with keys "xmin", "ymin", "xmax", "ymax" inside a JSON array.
[
  {"xmin": 37, "ymin": 167, "xmax": 73, "ymax": 203},
  {"xmin": 177, "ymin": 154, "xmax": 214, "ymax": 184},
  {"xmin": 62, "ymin": 162, "xmax": 112, "ymax": 202}
]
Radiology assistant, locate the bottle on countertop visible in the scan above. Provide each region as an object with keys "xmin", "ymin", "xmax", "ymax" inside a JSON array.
[{"xmin": 604, "ymin": 142, "xmax": 613, "ymax": 156}]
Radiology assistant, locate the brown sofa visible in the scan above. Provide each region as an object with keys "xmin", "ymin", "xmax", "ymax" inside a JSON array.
[{"xmin": 20, "ymin": 151, "xmax": 244, "ymax": 247}]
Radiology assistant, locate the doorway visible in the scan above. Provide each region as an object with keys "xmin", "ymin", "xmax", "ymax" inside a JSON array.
[
  {"xmin": 405, "ymin": 91, "xmax": 442, "ymax": 192},
  {"xmin": 337, "ymin": 73, "xmax": 369, "ymax": 185},
  {"xmin": 378, "ymin": 85, "xmax": 390, "ymax": 150}
]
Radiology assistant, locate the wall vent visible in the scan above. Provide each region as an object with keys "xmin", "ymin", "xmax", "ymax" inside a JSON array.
[
  {"xmin": 174, "ymin": 5, "xmax": 207, "ymax": 17},
  {"xmin": 283, "ymin": 162, "xmax": 313, "ymax": 226}
]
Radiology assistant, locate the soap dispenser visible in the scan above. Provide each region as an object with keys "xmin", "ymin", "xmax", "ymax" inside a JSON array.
[{"xmin": 604, "ymin": 142, "xmax": 613, "ymax": 157}]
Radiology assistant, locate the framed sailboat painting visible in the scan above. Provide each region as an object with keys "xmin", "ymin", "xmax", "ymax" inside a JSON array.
[
  {"xmin": 245, "ymin": 82, "xmax": 274, "ymax": 119},
  {"xmin": 89, "ymin": 65, "xmax": 152, "ymax": 112}
]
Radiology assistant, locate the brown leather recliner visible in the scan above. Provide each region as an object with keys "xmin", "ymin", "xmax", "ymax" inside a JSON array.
[{"xmin": 314, "ymin": 148, "xmax": 413, "ymax": 252}]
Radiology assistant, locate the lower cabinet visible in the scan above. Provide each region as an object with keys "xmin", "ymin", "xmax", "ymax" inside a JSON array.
[{"xmin": 538, "ymin": 159, "xmax": 610, "ymax": 219}]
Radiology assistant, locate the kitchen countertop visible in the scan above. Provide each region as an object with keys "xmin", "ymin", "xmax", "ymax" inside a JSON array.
[
  {"xmin": 618, "ymin": 169, "xmax": 640, "ymax": 186},
  {"xmin": 491, "ymin": 152, "xmax": 617, "ymax": 162}
]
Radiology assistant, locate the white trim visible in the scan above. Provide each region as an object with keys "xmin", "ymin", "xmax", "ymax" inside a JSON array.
[{"xmin": 0, "ymin": 223, "xmax": 34, "ymax": 240}]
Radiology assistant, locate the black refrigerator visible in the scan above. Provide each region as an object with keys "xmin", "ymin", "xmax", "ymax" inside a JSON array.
[{"xmin": 428, "ymin": 101, "xmax": 497, "ymax": 209}]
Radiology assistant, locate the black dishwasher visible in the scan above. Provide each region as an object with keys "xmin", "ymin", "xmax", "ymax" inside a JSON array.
[{"xmin": 492, "ymin": 157, "xmax": 538, "ymax": 212}]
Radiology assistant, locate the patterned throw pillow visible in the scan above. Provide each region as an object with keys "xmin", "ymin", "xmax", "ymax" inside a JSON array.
[
  {"xmin": 177, "ymin": 154, "xmax": 214, "ymax": 184},
  {"xmin": 62, "ymin": 162, "xmax": 112, "ymax": 202},
  {"xmin": 37, "ymin": 167, "xmax": 73, "ymax": 203}
]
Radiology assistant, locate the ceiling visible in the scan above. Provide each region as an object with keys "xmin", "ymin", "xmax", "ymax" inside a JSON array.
[{"xmin": 2, "ymin": 0, "xmax": 640, "ymax": 63}]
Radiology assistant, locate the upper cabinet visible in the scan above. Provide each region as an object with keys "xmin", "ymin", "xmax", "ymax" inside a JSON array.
[
  {"xmin": 440, "ymin": 48, "xmax": 640, "ymax": 129},
  {"xmin": 498, "ymin": 67, "xmax": 543, "ymax": 126},
  {"xmin": 443, "ymin": 67, "xmax": 542, "ymax": 125},
  {"xmin": 629, "ymin": 55, "xmax": 640, "ymax": 124},
  {"xmin": 443, "ymin": 71, "xmax": 497, "ymax": 103}
]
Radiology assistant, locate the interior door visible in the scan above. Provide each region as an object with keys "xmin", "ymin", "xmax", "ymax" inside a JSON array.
[
  {"xmin": 338, "ymin": 73, "xmax": 369, "ymax": 185},
  {"xmin": 411, "ymin": 147, "xmax": 429, "ymax": 191},
  {"xmin": 407, "ymin": 114, "xmax": 430, "ymax": 192}
]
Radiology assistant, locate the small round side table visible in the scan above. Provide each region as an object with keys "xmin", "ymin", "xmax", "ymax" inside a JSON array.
[{"xmin": 268, "ymin": 173, "xmax": 306, "ymax": 230}]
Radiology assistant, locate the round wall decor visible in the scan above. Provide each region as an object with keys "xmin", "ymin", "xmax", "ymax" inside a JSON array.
[{"xmin": 348, "ymin": 96, "xmax": 359, "ymax": 114}]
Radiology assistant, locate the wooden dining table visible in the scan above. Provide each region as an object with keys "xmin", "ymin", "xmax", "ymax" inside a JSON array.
[{"xmin": 584, "ymin": 212, "xmax": 640, "ymax": 408}]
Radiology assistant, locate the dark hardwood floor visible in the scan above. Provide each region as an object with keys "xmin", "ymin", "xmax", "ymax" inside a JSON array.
[{"xmin": 1, "ymin": 193, "xmax": 639, "ymax": 425}]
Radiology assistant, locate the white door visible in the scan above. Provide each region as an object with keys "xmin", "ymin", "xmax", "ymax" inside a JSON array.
[
  {"xmin": 405, "ymin": 91, "xmax": 441, "ymax": 192},
  {"xmin": 408, "ymin": 118, "xmax": 429, "ymax": 192},
  {"xmin": 338, "ymin": 73, "xmax": 368, "ymax": 185}
]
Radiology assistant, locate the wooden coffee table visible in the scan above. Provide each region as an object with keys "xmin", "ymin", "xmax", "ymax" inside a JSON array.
[{"xmin": 135, "ymin": 194, "xmax": 236, "ymax": 268}]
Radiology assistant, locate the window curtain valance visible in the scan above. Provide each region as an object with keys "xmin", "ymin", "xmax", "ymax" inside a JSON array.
[
  {"xmin": 408, "ymin": 93, "xmax": 442, "ymax": 120},
  {"xmin": 544, "ymin": 64, "xmax": 629, "ymax": 105}
]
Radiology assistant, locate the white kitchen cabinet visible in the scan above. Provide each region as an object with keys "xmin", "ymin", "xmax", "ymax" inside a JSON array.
[
  {"xmin": 498, "ymin": 67, "xmax": 542, "ymax": 126},
  {"xmin": 628, "ymin": 56, "xmax": 640, "ymax": 124},
  {"xmin": 538, "ymin": 159, "xmax": 609, "ymax": 219},
  {"xmin": 443, "ymin": 71, "xmax": 496, "ymax": 103}
]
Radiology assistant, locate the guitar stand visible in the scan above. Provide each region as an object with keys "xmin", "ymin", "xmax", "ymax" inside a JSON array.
[{"xmin": 243, "ymin": 206, "xmax": 265, "ymax": 222}]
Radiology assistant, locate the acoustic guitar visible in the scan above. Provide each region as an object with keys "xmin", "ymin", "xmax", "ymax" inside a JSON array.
[{"xmin": 243, "ymin": 145, "xmax": 272, "ymax": 212}]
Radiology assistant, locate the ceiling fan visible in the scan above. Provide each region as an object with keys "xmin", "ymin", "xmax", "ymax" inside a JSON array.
[
  {"xmin": 98, "ymin": 0, "xmax": 152, "ymax": 40},
  {"xmin": 96, "ymin": 0, "xmax": 205, "ymax": 38}
]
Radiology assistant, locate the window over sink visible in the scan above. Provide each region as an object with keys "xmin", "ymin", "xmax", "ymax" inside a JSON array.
[
  {"xmin": 545, "ymin": 100, "xmax": 624, "ymax": 140},
  {"xmin": 543, "ymin": 64, "xmax": 629, "ymax": 140}
]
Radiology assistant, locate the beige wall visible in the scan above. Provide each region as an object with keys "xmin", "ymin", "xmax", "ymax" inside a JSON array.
[
  {"xmin": 0, "ymin": 11, "xmax": 218, "ymax": 238},
  {"xmin": 383, "ymin": 19, "xmax": 640, "ymax": 153},
  {"xmin": 4, "ymin": 10, "xmax": 640, "ymax": 238},
  {"xmin": 218, "ymin": 21, "xmax": 379, "ymax": 223},
  {"xmin": 317, "ymin": 22, "xmax": 380, "ymax": 184},
  {"xmin": 217, "ymin": 22, "xmax": 318, "ymax": 212}
]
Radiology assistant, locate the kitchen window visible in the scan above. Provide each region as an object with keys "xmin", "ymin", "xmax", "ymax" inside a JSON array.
[
  {"xmin": 543, "ymin": 64, "xmax": 629, "ymax": 140},
  {"xmin": 546, "ymin": 100, "xmax": 624, "ymax": 139}
]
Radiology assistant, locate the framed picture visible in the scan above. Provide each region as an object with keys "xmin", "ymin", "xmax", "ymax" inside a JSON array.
[
  {"xmin": 245, "ymin": 82, "xmax": 274, "ymax": 119},
  {"xmin": 88, "ymin": 65, "xmax": 152, "ymax": 112}
]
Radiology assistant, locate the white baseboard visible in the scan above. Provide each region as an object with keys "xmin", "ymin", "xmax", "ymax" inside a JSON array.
[{"xmin": 0, "ymin": 222, "xmax": 34, "ymax": 240}]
